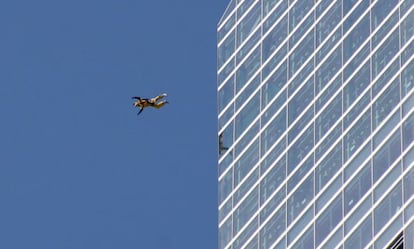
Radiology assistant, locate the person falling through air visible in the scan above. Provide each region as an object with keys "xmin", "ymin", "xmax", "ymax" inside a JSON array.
[{"xmin": 132, "ymin": 93, "xmax": 169, "ymax": 115}]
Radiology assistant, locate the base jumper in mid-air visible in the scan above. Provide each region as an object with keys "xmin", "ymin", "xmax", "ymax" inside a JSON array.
[{"xmin": 132, "ymin": 93, "xmax": 168, "ymax": 115}]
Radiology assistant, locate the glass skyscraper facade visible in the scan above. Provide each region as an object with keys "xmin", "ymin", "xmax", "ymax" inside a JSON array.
[{"xmin": 217, "ymin": 0, "xmax": 414, "ymax": 248}]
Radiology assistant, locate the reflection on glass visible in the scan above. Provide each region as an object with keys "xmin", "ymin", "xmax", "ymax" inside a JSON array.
[{"xmin": 345, "ymin": 162, "xmax": 371, "ymax": 215}]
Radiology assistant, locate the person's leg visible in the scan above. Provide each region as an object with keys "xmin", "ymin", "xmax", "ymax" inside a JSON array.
[{"xmin": 153, "ymin": 101, "xmax": 168, "ymax": 109}]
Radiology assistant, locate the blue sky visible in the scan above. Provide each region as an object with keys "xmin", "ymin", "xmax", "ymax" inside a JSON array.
[{"xmin": 0, "ymin": 0, "xmax": 227, "ymax": 248}]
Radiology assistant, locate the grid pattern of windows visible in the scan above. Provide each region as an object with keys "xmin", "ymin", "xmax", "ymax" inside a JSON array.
[{"xmin": 218, "ymin": 0, "xmax": 414, "ymax": 248}]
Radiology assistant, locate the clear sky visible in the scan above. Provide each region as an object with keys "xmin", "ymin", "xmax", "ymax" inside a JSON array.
[{"xmin": 0, "ymin": 0, "xmax": 227, "ymax": 248}]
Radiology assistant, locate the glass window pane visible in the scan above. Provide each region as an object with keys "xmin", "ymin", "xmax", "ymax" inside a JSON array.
[
  {"xmin": 343, "ymin": 15, "xmax": 369, "ymax": 63},
  {"xmin": 218, "ymin": 31, "xmax": 235, "ymax": 69},
  {"xmin": 344, "ymin": 110, "xmax": 371, "ymax": 162},
  {"xmin": 236, "ymin": 2, "xmax": 261, "ymax": 46},
  {"xmin": 261, "ymin": 109, "xmax": 286, "ymax": 156},
  {"xmin": 234, "ymin": 139, "xmax": 259, "ymax": 186},
  {"xmin": 316, "ymin": 0, "xmax": 341, "ymax": 48},
  {"xmin": 260, "ymin": 158, "xmax": 285, "ymax": 205},
  {"xmin": 316, "ymin": 143, "xmax": 342, "ymax": 193},
  {"xmin": 261, "ymin": 63, "xmax": 287, "ymax": 110},
  {"xmin": 235, "ymin": 92, "xmax": 259, "ymax": 138},
  {"xmin": 372, "ymin": 11, "xmax": 398, "ymax": 49},
  {"xmin": 373, "ymin": 78, "xmax": 400, "ymax": 129},
  {"xmin": 263, "ymin": 16, "xmax": 287, "ymax": 62},
  {"xmin": 218, "ymin": 58, "xmax": 235, "ymax": 87},
  {"xmin": 345, "ymin": 162, "xmax": 371, "ymax": 215},
  {"xmin": 345, "ymin": 195, "xmax": 371, "ymax": 234},
  {"xmin": 290, "ymin": 225, "xmax": 314, "ymax": 249},
  {"xmin": 289, "ymin": 31, "xmax": 313, "ymax": 77},
  {"xmin": 403, "ymin": 114, "xmax": 414, "ymax": 150},
  {"xmin": 372, "ymin": 30, "xmax": 399, "ymax": 79},
  {"xmin": 261, "ymin": 187, "xmax": 285, "ymax": 223},
  {"xmin": 236, "ymin": 48, "xmax": 260, "ymax": 92},
  {"xmin": 288, "ymin": 206, "xmax": 313, "ymax": 244},
  {"xmin": 233, "ymin": 186, "xmax": 258, "ymax": 234},
  {"xmin": 375, "ymin": 215, "xmax": 403, "ymax": 249},
  {"xmin": 288, "ymin": 126, "xmax": 314, "ymax": 173},
  {"xmin": 373, "ymin": 130, "xmax": 401, "ymax": 183},
  {"xmin": 371, "ymin": 0, "xmax": 398, "ymax": 30},
  {"xmin": 218, "ymin": 77, "xmax": 234, "ymax": 113},
  {"xmin": 287, "ymin": 174, "xmax": 314, "ymax": 225},
  {"xmin": 344, "ymin": 214, "xmax": 372, "ymax": 249},
  {"xmin": 404, "ymin": 167, "xmax": 414, "ymax": 202},
  {"xmin": 289, "ymin": 0, "xmax": 313, "ymax": 32},
  {"xmin": 343, "ymin": 61, "xmax": 370, "ymax": 112},
  {"xmin": 288, "ymin": 78, "xmax": 314, "ymax": 125},
  {"xmin": 316, "ymin": 47, "xmax": 342, "ymax": 94},
  {"xmin": 374, "ymin": 182, "xmax": 402, "ymax": 234},
  {"xmin": 237, "ymin": 29, "xmax": 260, "ymax": 63},
  {"xmin": 235, "ymin": 120, "xmax": 259, "ymax": 156},
  {"xmin": 218, "ymin": 3, "xmax": 235, "ymax": 40},
  {"xmin": 260, "ymin": 207, "xmax": 285, "ymax": 249},
  {"xmin": 316, "ymin": 194, "xmax": 342, "ymax": 247},
  {"xmin": 219, "ymin": 168, "xmax": 233, "ymax": 204},
  {"xmin": 233, "ymin": 217, "xmax": 258, "ymax": 249},
  {"xmin": 219, "ymin": 216, "xmax": 232, "ymax": 249},
  {"xmin": 234, "ymin": 168, "xmax": 258, "ymax": 205},
  {"xmin": 402, "ymin": 59, "xmax": 414, "ymax": 97},
  {"xmin": 236, "ymin": 75, "xmax": 260, "ymax": 109},
  {"xmin": 316, "ymin": 95, "xmax": 341, "ymax": 143}
]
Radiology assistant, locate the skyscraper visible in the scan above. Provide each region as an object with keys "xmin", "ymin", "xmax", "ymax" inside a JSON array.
[{"xmin": 217, "ymin": 0, "xmax": 414, "ymax": 248}]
